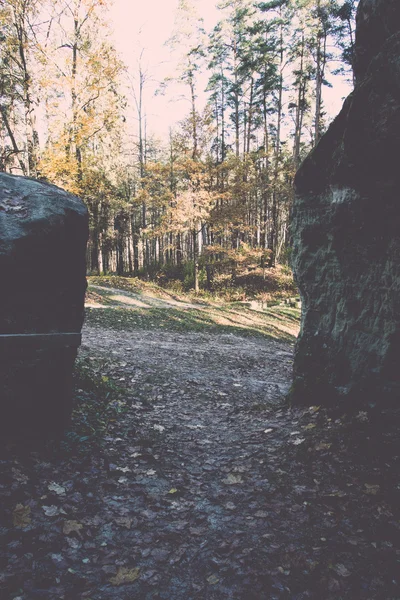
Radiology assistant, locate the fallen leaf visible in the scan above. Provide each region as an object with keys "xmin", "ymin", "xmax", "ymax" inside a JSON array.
[
  {"xmin": 43, "ymin": 505, "xmax": 66, "ymax": 517},
  {"xmin": 168, "ymin": 488, "xmax": 178, "ymax": 494},
  {"xmin": 12, "ymin": 468, "xmax": 28, "ymax": 484},
  {"xmin": 356, "ymin": 411, "xmax": 369, "ymax": 423},
  {"xmin": 334, "ymin": 563, "xmax": 351, "ymax": 577},
  {"xmin": 153, "ymin": 424, "xmax": 165, "ymax": 433},
  {"xmin": 52, "ymin": 553, "xmax": 64, "ymax": 563},
  {"xmin": 292, "ymin": 438, "xmax": 305, "ymax": 445},
  {"xmin": 13, "ymin": 504, "xmax": 31, "ymax": 528},
  {"xmin": 255, "ymin": 510, "xmax": 268, "ymax": 518},
  {"xmin": 207, "ymin": 575, "xmax": 220, "ymax": 585},
  {"xmin": 115, "ymin": 517, "xmax": 133, "ymax": 529},
  {"xmin": 364, "ymin": 484, "xmax": 380, "ymax": 495},
  {"xmin": 63, "ymin": 520, "xmax": 83, "ymax": 536},
  {"xmin": 316, "ymin": 443, "xmax": 332, "ymax": 451},
  {"xmin": 325, "ymin": 490, "xmax": 347, "ymax": 498},
  {"xmin": 109, "ymin": 567, "xmax": 140, "ymax": 586},
  {"xmin": 222, "ymin": 473, "xmax": 243, "ymax": 485},
  {"xmin": 304, "ymin": 423, "xmax": 316, "ymax": 430},
  {"xmin": 48, "ymin": 482, "xmax": 66, "ymax": 495}
]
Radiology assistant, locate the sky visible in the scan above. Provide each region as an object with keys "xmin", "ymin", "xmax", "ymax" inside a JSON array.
[
  {"xmin": 109, "ymin": 0, "xmax": 352, "ymax": 143},
  {"xmin": 109, "ymin": 0, "xmax": 219, "ymax": 142}
]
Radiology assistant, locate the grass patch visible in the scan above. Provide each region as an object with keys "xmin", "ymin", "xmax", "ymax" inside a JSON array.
[
  {"xmin": 85, "ymin": 302, "xmax": 300, "ymax": 343},
  {"xmin": 85, "ymin": 275, "xmax": 300, "ymax": 342},
  {"xmin": 63, "ymin": 357, "xmax": 127, "ymax": 454}
]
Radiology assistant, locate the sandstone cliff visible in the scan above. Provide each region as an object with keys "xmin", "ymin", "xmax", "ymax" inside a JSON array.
[{"xmin": 291, "ymin": 0, "xmax": 400, "ymax": 407}]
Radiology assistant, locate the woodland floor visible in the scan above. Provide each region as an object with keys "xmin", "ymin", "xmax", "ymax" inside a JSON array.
[{"xmin": 0, "ymin": 282, "xmax": 399, "ymax": 599}]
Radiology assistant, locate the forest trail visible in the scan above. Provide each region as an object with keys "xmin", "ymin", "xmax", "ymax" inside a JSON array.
[{"xmin": 1, "ymin": 286, "xmax": 399, "ymax": 599}]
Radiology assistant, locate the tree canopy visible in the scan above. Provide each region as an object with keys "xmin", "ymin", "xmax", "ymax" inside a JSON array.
[{"xmin": 0, "ymin": 0, "xmax": 358, "ymax": 289}]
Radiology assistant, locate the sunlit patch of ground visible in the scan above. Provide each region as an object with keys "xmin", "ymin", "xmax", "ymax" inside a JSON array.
[
  {"xmin": 108, "ymin": 294, "xmax": 152, "ymax": 308},
  {"xmin": 85, "ymin": 282, "xmax": 300, "ymax": 342}
]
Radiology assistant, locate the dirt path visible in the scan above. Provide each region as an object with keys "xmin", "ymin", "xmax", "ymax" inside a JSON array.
[
  {"xmin": 74, "ymin": 325, "xmax": 296, "ymax": 599},
  {"xmin": 1, "ymin": 317, "xmax": 399, "ymax": 599}
]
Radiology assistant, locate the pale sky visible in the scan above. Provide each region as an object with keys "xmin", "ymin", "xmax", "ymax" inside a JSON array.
[
  {"xmin": 109, "ymin": 0, "xmax": 352, "ymax": 143},
  {"xmin": 109, "ymin": 0, "xmax": 219, "ymax": 142}
]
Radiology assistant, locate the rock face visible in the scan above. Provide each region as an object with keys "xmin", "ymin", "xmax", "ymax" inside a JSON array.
[
  {"xmin": 0, "ymin": 173, "xmax": 88, "ymax": 438},
  {"xmin": 354, "ymin": 0, "xmax": 400, "ymax": 83},
  {"xmin": 291, "ymin": 0, "xmax": 400, "ymax": 407}
]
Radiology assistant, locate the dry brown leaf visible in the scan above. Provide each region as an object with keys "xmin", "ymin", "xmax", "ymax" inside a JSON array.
[
  {"xmin": 13, "ymin": 504, "xmax": 31, "ymax": 528},
  {"xmin": 109, "ymin": 567, "xmax": 140, "ymax": 586},
  {"xmin": 63, "ymin": 520, "xmax": 83, "ymax": 536},
  {"xmin": 364, "ymin": 484, "xmax": 380, "ymax": 495},
  {"xmin": 315, "ymin": 443, "xmax": 332, "ymax": 451}
]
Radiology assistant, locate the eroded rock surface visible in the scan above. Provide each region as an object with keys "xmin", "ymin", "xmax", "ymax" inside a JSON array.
[
  {"xmin": 0, "ymin": 173, "xmax": 88, "ymax": 437},
  {"xmin": 291, "ymin": 0, "xmax": 400, "ymax": 407}
]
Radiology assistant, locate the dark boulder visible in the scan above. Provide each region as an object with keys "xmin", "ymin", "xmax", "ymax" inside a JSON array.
[
  {"xmin": 291, "ymin": 0, "xmax": 400, "ymax": 408},
  {"xmin": 354, "ymin": 0, "xmax": 400, "ymax": 83},
  {"xmin": 0, "ymin": 173, "xmax": 88, "ymax": 438}
]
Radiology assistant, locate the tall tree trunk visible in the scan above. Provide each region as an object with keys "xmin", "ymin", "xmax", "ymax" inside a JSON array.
[
  {"xmin": 177, "ymin": 233, "xmax": 182, "ymax": 267},
  {"xmin": 193, "ymin": 227, "xmax": 199, "ymax": 293},
  {"xmin": 261, "ymin": 89, "xmax": 270, "ymax": 250},
  {"xmin": 314, "ymin": 0, "xmax": 327, "ymax": 146},
  {"xmin": 14, "ymin": 4, "xmax": 39, "ymax": 176},
  {"xmin": 0, "ymin": 106, "xmax": 27, "ymax": 175},
  {"xmin": 90, "ymin": 202, "xmax": 100, "ymax": 274},
  {"xmin": 131, "ymin": 217, "xmax": 139, "ymax": 273},
  {"xmin": 269, "ymin": 18, "xmax": 284, "ymax": 267},
  {"xmin": 70, "ymin": 10, "xmax": 82, "ymax": 183},
  {"xmin": 189, "ymin": 70, "xmax": 198, "ymax": 160},
  {"xmin": 221, "ymin": 67, "xmax": 226, "ymax": 163},
  {"xmin": 293, "ymin": 33, "xmax": 306, "ymax": 167},
  {"xmin": 246, "ymin": 77, "xmax": 254, "ymax": 155}
]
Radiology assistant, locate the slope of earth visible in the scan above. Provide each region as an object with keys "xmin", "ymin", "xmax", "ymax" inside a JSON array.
[
  {"xmin": 0, "ymin": 282, "xmax": 399, "ymax": 600},
  {"xmin": 85, "ymin": 278, "xmax": 300, "ymax": 342}
]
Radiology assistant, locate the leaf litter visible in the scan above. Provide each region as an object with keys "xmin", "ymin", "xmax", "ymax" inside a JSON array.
[{"xmin": 0, "ymin": 320, "xmax": 399, "ymax": 599}]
